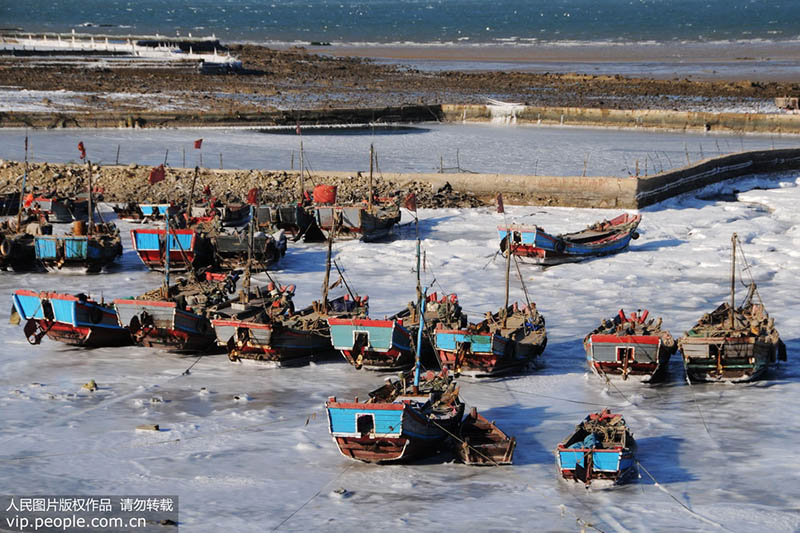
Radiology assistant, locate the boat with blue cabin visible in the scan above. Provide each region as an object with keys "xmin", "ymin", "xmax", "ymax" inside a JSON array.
[
  {"xmin": 556, "ymin": 409, "xmax": 637, "ymax": 485},
  {"xmin": 12, "ymin": 290, "xmax": 132, "ymax": 347},
  {"xmin": 498, "ymin": 213, "xmax": 641, "ymax": 265},
  {"xmin": 326, "ymin": 292, "xmax": 465, "ymax": 463}
]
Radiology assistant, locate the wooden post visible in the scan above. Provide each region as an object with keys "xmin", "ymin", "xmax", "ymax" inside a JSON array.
[
  {"xmin": 115, "ymin": 144, "xmax": 120, "ymax": 165},
  {"xmin": 182, "ymin": 147, "xmax": 186, "ymax": 168},
  {"xmin": 219, "ymin": 153, "xmax": 223, "ymax": 169},
  {"xmin": 164, "ymin": 149, "xmax": 169, "ymax": 166}
]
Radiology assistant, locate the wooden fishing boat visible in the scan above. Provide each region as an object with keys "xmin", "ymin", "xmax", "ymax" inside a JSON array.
[
  {"xmin": 12, "ymin": 290, "xmax": 132, "ymax": 347},
  {"xmin": 556, "ymin": 409, "xmax": 637, "ymax": 485},
  {"xmin": 326, "ymin": 369, "xmax": 465, "ymax": 463},
  {"xmin": 189, "ymin": 202, "xmax": 250, "ymax": 227},
  {"xmin": 28, "ymin": 194, "xmax": 89, "ymax": 223},
  {"xmin": 584, "ymin": 309, "xmax": 676, "ymax": 383},
  {"xmin": 256, "ymin": 204, "xmax": 323, "ymax": 242},
  {"xmin": 329, "ymin": 292, "xmax": 465, "ymax": 371},
  {"xmin": 315, "ymin": 201, "xmax": 401, "ymax": 242},
  {"xmin": 114, "ymin": 269, "xmax": 239, "ymax": 354},
  {"xmin": 499, "ymin": 213, "xmax": 641, "ymax": 265},
  {"xmin": 212, "ymin": 291, "xmax": 365, "ymax": 366},
  {"xmin": 212, "ymin": 229, "xmax": 287, "ymax": 272},
  {"xmin": 211, "ymin": 215, "xmax": 365, "ymax": 365},
  {"xmin": 0, "ymin": 219, "xmax": 44, "ymax": 271},
  {"xmin": 435, "ymin": 302, "xmax": 547, "ymax": 377},
  {"xmin": 139, "ymin": 203, "xmax": 177, "ymax": 221},
  {"xmin": 130, "ymin": 227, "xmax": 213, "ymax": 272},
  {"xmin": 454, "ymin": 407, "xmax": 516, "ymax": 466},
  {"xmin": 35, "ymin": 221, "xmax": 123, "ymax": 273},
  {"xmin": 679, "ymin": 234, "xmax": 786, "ymax": 383}
]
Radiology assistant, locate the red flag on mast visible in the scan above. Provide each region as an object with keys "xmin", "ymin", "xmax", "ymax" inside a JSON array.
[
  {"xmin": 77, "ymin": 141, "xmax": 86, "ymax": 160},
  {"xmin": 404, "ymin": 193, "xmax": 417, "ymax": 212},
  {"xmin": 194, "ymin": 139, "xmax": 203, "ymax": 149},
  {"xmin": 496, "ymin": 193, "xmax": 504, "ymax": 214},
  {"xmin": 148, "ymin": 164, "xmax": 166, "ymax": 185},
  {"xmin": 246, "ymin": 187, "xmax": 260, "ymax": 205}
]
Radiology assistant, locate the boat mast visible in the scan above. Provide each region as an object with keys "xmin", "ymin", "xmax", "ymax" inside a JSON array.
[
  {"xmin": 368, "ymin": 144, "xmax": 374, "ymax": 213},
  {"xmin": 730, "ymin": 232, "xmax": 736, "ymax": 330},
  {"xmin": 243, "ymin": 204, "xmax": 254, "ymax": 303},
  {"xmin": 187, "ymin": 166, "xmax": 198, "ymax": 220},
  {"xmin": 163, "ymin": 213, "xmax": 171, "ymax": 299},
  {"xmin": 298, "ymin": 130, "xmax": 305, "ymax": 203},
  {"xmin": 86, "ymin": 160, "xmax": 94, "ymax": 236},
  {"xmin": 503, "ymin": 228, "xmax": 511, "ymax": 328},
  {"xmin": 17, "ymin": 134, "xmax": 28, "ymax": 230},
  {"xmin": 321, "ymin": 219, "xmax": 334, "ymax": 312},
  {"xmin": 413, "ymin": 290, "xmax": 426, "ymax": 394}
]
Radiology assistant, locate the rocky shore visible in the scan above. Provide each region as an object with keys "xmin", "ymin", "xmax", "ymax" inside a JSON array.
[
  {"xmin": 0, "ymin": 160, "xmax": 482, "ymax": 209},
  {"xmin": 1, "ymin": 43, "xmax": 796, "ymax": 118}
]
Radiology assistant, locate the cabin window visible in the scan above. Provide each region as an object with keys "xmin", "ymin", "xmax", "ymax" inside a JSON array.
[
  {"xmin": 356, "ymin": 414, "xmax": 375, "ymax": 436},
  {"xmin": 616, "ymin": 346, "xmax": 634, "ymax": 363}
]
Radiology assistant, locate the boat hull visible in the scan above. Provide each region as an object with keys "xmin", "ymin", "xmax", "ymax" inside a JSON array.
[
  {"xmin": 556, "ymin": 446, "xmax": 636, "ymax": 483},
  {"xmin": 326, "ymin": 398, "xmax": 464, "ymax": 463},
  {"xmin": 13, "ymin": 290, "xmax": 132, "ymax": 347},
  {"xmin": 434, "ymin": 329, "xmax": 545, "ymax": 377},
  {"xmin": 585, "ymin": 334, "xmax": 672, "ymax": 383},
  {"xmin": 212, "ymin": 319, "xmax": 334, "ymax": 366},
  {"xmin": 130, "ymin": 228, "xmax": 212, "ymax": 272},
  {"xmin": 315, "ymin": 204, "xmax": 400, "ymax": 242},
  {"xmin": 114, "ymin": 299, "xmax": 217, "ymax": 353},
  {"xmin": 679, "ymin": 336, "xmax": 783, "ymax": 383},
  {"xmin": 499, "ymin": 213, "xmax": 641, "ymax": 265},
  {"xmin": 328, "ymin": 317, "xmax": 415, "ymax": 371},
  {"xmin": 34, "ymin": 234, "xmax": 122, "ymax": 272}
]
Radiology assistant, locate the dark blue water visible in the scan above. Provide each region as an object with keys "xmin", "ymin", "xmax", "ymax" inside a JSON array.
[{"xmin": 2, "ymin": 0, "xmax": 799, "ymax": 45}]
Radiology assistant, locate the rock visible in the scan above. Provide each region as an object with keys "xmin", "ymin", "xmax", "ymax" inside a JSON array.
[{"xmin": 136, "ymin": 424, "xmax": 160, "ymax": 431}]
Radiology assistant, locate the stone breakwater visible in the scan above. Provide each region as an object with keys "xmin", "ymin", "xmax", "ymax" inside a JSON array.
[{"xmin": 0, "ymin": 161, "xmax": 482, "ymax": 209}]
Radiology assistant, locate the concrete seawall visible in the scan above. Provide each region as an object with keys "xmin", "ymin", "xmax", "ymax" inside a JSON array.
[
  {"xmin": 4, "ymin": 104, "xmax": 800, "ymax": 134},
  {"xmin": 442, "ymin": 104, "xmax": 800, "ymax": 134}
]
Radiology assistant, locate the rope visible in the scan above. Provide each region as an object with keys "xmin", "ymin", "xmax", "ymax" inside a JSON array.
[
  {"xmin": 683, "ymin": 374, "xmax": 714, "ymax": 441},
  {"xmin": 636, "ymin": 460, "xmax": 731, "ymax": 531},
  {"xmin": 271, "ymin": 463, "xmax": 354, "ymax": 531}
]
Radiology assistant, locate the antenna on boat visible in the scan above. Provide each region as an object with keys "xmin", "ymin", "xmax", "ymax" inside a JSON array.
[
  {"xmin": 298, "ymin": 123, "xmax": 305, "ymax": 204},
  {"xmin": 730, "ymin": 233, "xmax": 736, "ymax": 330},
  {"xmin": 243, "ymin": 204, "xmax": 255, "ymax": 304},
  {"xmin": 497, "ymin": 194, "xmax": 511, "ymax": 328}
]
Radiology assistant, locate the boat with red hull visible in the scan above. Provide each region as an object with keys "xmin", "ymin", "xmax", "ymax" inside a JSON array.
[
  {"xmin": 499, "ymin": 213, "xmax": 641, "ymax": 265},
  {"xmin": 12, "ymin": 290, "xmax": 132, "ymax": 347},
  {"xmin": 584, "ymin": 309, "xmax": 676, "ymax": 383}
]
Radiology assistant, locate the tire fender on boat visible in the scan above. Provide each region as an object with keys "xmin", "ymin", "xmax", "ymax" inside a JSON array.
[{"xmin": 0, "ymin": 237, "xmax": 13, "ymax": 257}]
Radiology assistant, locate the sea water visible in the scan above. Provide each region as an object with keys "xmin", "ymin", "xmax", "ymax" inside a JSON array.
[{"xmin": 4, "ymin": 0, "xmax": 800, "ymax": 46}]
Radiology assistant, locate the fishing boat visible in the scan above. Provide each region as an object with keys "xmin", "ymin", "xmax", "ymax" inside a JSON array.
[
  {"xmin": 584, "ymin": 309, "xmax": 676, "ymax": 383},
  {"xmin": 453, "ymin": 407, "xmax": 516, "ymax": 466},
  {"xmin": 326, "ymin": 366, "xmax": 465, "ymax": 463},
  {"xmin": 114, "ymin": 270, "xmax": 237, "ymax": 353},
  {"xmin": 211, "ymin": 213, "xmax": 366, "ymax": 366},
  {"xmin": 189, "ymin": 201, "xmax": 250, "ymax": 227},
  {"xmin": 678, "ymin": 234, "xmax": 786, "ymax": 383},
  {"xmin": 0, "ymin": 218, "xmax": 43, "ymax": 271},
  {"xmin": 435, "ymin": 303, "xmax": 546, "ymax": 376},
  {"xmin": 313, "ymin": 146, "xmax": 401, "ymax": 242},
  {"xmin": 211, "ymin": 228, "xmax": 287, "ymax": 272},
  {"xmin": 12, "ymin": 290, "xmax": 132, "ymax": 347},
  {"xmin": 28, "ymin": 193, "xmax": 89, "ymax": 223},
  {"xmin": 256, "ymin": 203, "xmax": 323, "ymax": 242},
  {"xmin": 556, "ymin": 409, "xmax": 637, "ymax": 485},
  {"xmin": 139, "ymin": 203, "xmax": 177, "ymax": 221},
  {"xmin": 35, "ymin": 221, "xmax": 123, "ymax": 273},
  {"xmin": 499, "ymin": 213, "xmax": 641, "ymax": 265},
  {"xmin": 130, "ymin": 227, "xmax": 213, "ymax": 272}
]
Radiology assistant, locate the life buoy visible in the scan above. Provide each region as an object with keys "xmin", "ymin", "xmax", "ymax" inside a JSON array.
[
  {"xmin": 631, "ymin": 231, "xmax": 640, "ymax": 240},
  {"xmin": 0, "ymin": 238, "xmax": 13, "ymax": 257}
]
